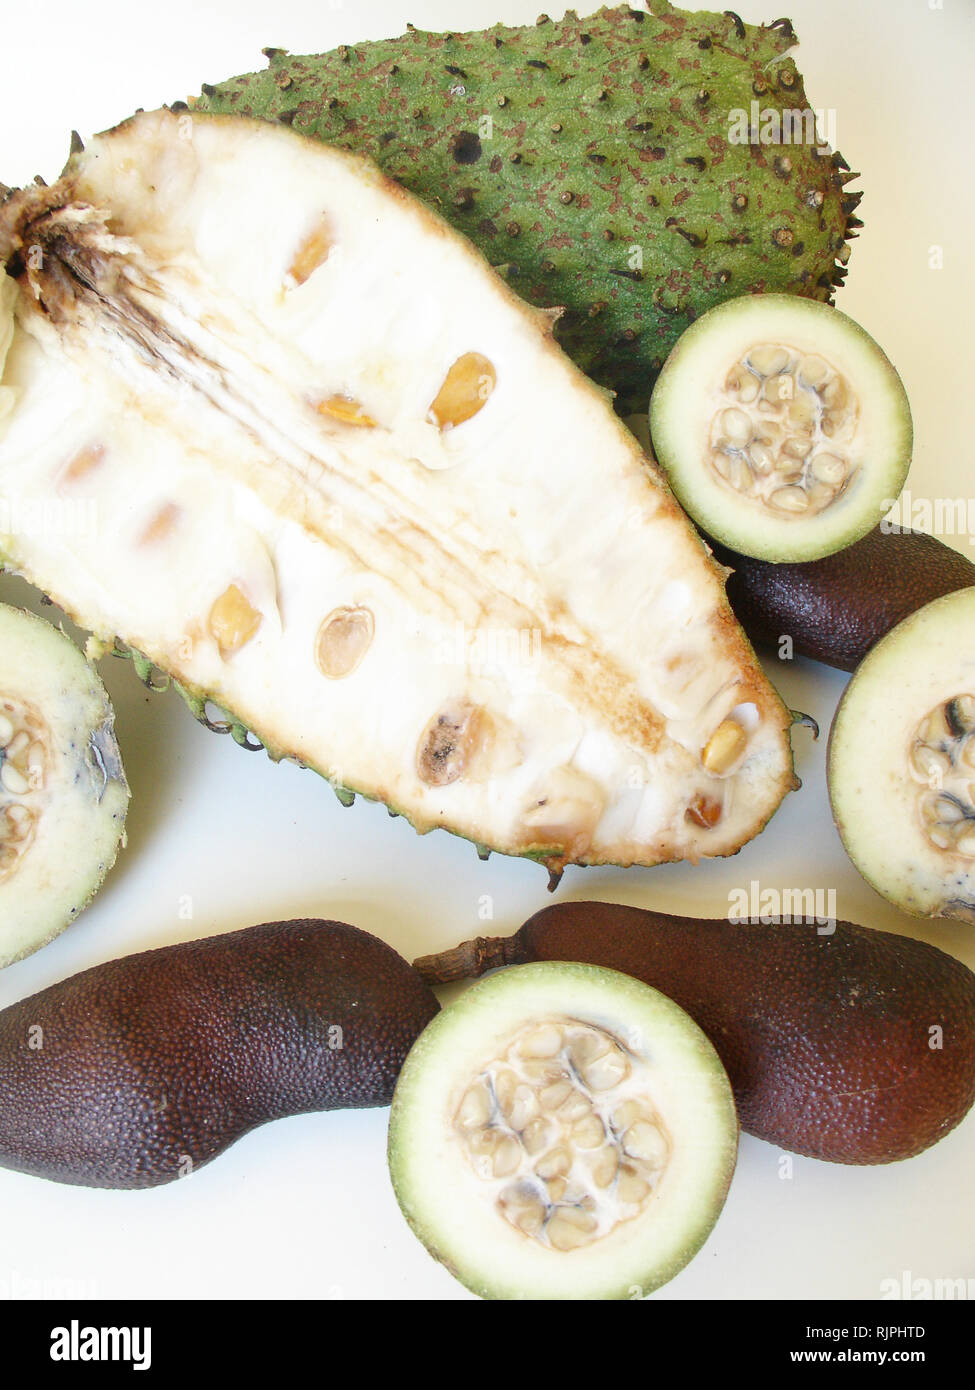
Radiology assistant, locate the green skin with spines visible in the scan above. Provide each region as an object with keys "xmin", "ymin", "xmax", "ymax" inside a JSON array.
[
  {"xmin": 110, "ymin": 642, "xmax": 561, "ymax": 873},
  {"xmin": 195, "ymin": 2, "xmax": 858, "ymax": 414},
  {"xmin": 35, "ymin": 621, "xmax": 565, "ymax": 882}
]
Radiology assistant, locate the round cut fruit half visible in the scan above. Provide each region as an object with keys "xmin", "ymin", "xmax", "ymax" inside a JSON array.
[
  {"xmin": 829, "ymin": 586, "xmax": 975, "ymax": 921},
  {"xmin": 649, "ymin": 294, "xmax": 912, "ymax": 563},
  {"xmin": 0, "ymin": 605, "xmax": 128, "ymax": 966},
  {"xmin": 387, "ymin": 961, "xmax": 738, "ymax": 1300}
]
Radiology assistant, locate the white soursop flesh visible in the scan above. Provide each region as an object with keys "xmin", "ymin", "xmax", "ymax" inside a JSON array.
[{"xmin": 0, "ymin": 110, "xmax": 795, "ymax": 873}]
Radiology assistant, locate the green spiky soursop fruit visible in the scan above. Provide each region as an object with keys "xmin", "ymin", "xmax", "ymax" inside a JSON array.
[
  {"xmin": 0, "ymin": 110, "xmax": 796, "ymax": 882},
  {"xmin": 196, "ymin": 2, "xmax": 860, "ymax": 414}
]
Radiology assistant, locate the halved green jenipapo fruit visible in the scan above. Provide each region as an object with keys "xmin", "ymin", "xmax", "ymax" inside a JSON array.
[
  {"xmin": 650, "ymin": 294, "xmax": 912, "ymax": 563},
  {"xmin": 830, "ymin": 588, "xmax": 975, "ymax": 921},
  {"xmin": 0, "ymin": 604, "xmax": 128, "ymax": 966},
  {"xmin": 388, "ymin": 962, "xmax": 737, "ymax": 1300},
  {"xmin": 0, "ymin": 110, "xmax": 795, "ymax": 876}
]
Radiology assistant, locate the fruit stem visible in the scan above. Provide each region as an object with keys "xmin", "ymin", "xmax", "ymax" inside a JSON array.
[
  {"xmin": 413, "ymin": 934, "xmax": 523, "ymax": 984},
  {"xmin": 790, "ymin": 709, "xmax": 820, "ymax": 740}
]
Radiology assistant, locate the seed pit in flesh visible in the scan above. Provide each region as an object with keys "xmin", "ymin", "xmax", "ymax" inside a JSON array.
[
  {"xmin": 428, "ymin": 352, "xmax": 496, "ymax": 430},
  {"xmin": 701, "ymin": 718, "xmax": 748, "ymax": 775},
  {"xmin": 138, "ymin": 501, "xmax": 181, "ymax": 546},
  {"xmin": 61, "ymin": 443, "xmax": 106, "ymax": 485},
  {"xmin": 452, "ymin": 1018, "xmax": 671, "ymax": 1252},
  {"xmin": 286, "ymin": 214, "xmax": 334, "ymax": 287},
  {"xmin": 316, "ymin": 395, "xmax": 377, "ymax": 428},
  {"xmin": 909, "ymin": 694, "xmax": 975, "ymax": 858},
  {"xmin": 709, "ymin": 342, "xmax": 858, "ymax": 517},
  {"xmin": 686, "ymin": 791, "xmax": 722, "ymax": 829},
  {"xmin": 520, "ymin": 765, "xmax": 605, "ymax": 859},
  {"xmin": 0, "ymin": 696, "xmax": 50, "ymax": 883},
  {"xmin": 416, "ymin": 699, "xmax": 486, "ymax": 787},
  {"xmin": 315, "ymin": 605, "xmax": 374, "ymax": 679},
  {"xmin": 208, "ymin": 583, "xmax": 262, "ymax": 657}
]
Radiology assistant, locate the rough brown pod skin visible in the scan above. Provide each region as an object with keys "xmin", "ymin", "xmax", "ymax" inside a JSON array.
[
  {"xmin": 710, "ymin": 527, "xmax": 975, "ymax": 672},
  {"xmin": 415, "ymin": 901, "xmax": 975, "ymax": 1164},
  {"xmin": 0, "ymin": 920, "xmax": 439, "ymax": 1188}
]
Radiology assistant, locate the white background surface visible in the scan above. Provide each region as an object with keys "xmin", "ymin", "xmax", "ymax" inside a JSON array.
[{"xmin": 0, "ymin": 0, "xmax": 973, "ymax": 1301}]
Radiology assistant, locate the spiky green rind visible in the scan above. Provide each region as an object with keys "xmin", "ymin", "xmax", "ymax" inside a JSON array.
[
  {"xmin": 4, "ymin": 576, "xmax": 784, "ymax": 888},
  {"xmin": 113, "ymin": 637, "xmax": 783, "ymax": 885},
  {"xmin": 105, "ymin": 640, "xmax": 565, "ymax": 879},
  {"xmin": 195, "ymin": 2, "xmax": 858, "ymax": 413}
]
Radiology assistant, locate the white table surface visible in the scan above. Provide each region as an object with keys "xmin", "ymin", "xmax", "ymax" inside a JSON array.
[{"xmin": 0, "ymin": 0, "xmax": 972, "ymax": 1301}]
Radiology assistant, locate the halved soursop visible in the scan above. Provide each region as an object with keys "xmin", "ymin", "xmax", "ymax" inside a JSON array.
[
  {"xmin": 195, "ymin": 2, "xmax": 861, "ymax": 414},
  {"xmin": 0, "ymin": 603, "xmax": 128, "ymax": 967},
  {"xmin": 0, "ymin": 109, "xmax": 795, "ymax": 877}
]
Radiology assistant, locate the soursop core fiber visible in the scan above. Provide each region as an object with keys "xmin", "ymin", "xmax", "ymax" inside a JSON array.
[
  {"xmin": 0, "ymin": 109, "xmax": 796, "ymax": 880},
  {"xmin": 196, "ymin": 2, "xmax": 860, "ymax": 413}
]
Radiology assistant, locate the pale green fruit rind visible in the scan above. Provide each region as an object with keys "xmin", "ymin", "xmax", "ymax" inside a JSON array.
[
  {"xmin": 0, "ymin": 604, "xmax": 129, "ymax": 967},
  {"xmin": 828, "ymin": 587, "xmax": 975, "ymax": 920},
  {"xmin": 649, "ymin": 293, "xmax": 912, "ymax": 562},
  {"xmin": 195, "ymin": 3, "xmax": 858, "ymax": 415},
  {"xmin": 387, "ymin": 961, "xmax": 738, "ymax": 1301}
]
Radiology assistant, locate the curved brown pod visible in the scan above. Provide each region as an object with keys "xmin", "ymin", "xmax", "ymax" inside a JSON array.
[
  {"xmin": 415, "ymin": 902, "xmax": 975, "ymax": 1164},
  {"xmin": 711, "ymin": 526, "xmax": 975, "ymax": 672},
  {"xmin": 0, "ymin": 919, "xmax": 439, "ymax": 1188}
]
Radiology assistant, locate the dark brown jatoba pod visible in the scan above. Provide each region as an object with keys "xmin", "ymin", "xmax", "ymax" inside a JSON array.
[
  {"xmin": 415, "ymin": 901, "xmax": 975, "ymax": 1164},
  {"xmin": 0, "ymin": 919, "xmax": 439, "ymax": 1188}
]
